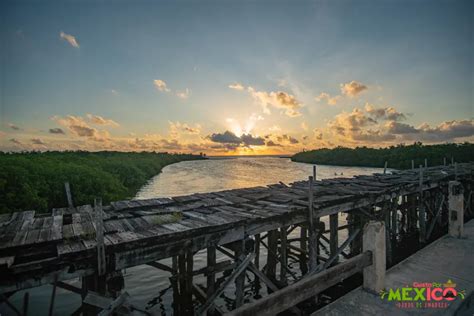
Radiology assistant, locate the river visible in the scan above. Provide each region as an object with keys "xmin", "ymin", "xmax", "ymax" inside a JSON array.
[{"xmin": 2, "ymin": 157, "xmax": 384, "ymax": 315}]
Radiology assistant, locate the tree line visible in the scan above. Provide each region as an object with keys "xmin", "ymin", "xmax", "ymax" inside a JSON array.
[
  {"xmin": 0, "ymin": 151, "xmax": 205, "ymax": 214},
  {"xmin": 291, "ymin": 142, "xmax": 474, "ymax": 170}
]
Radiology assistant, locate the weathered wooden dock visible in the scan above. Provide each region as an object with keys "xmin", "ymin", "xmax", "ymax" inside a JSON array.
[{"xmin": 0, "ymin": 162, "xmax": 473, "ymax": 315}]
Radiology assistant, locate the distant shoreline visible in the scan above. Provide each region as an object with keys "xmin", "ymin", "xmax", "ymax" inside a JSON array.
[{"xmin": 208, "ymin": 154, "xmax": 292, "ymax": 159}]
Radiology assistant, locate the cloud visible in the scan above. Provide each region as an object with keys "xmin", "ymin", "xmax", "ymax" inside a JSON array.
[
  {"xmin": 328, "ymin": 108, "xmax": 377, "ymax": 136},
  {"xmin": 86, "ymin": 114, "xmax": 119, "ymax": 127},
  {"xmin": 269, "ymin": 125, "xmax": 282, "ymax": 132},
  {"xmin": 52, "ymin": 115, "xmax": 110, "ymax": 142},
  {"xmin": 229, "ymin": 83, "xmax": 245, "ymax": 90},
  {"xmin": 240, "ymin": 133, "xmax": 265, "ymax": 146},
  {"xmin": 9, "ymin": 138, "xmax": 22, "ymax": 145},
  {"xmin": 391, "ymin": 119, "xmax": 474, "ymax": 142},
  {"xmin": 59, "ymin": 31, "xmax": 79, "ymax": 48},
  {"xmin": 153, "ymin": 79, "xmax": 170, "ymax": 92},
  {"xmin": 248, "ymin": 87, "xmax": 302, "ymax": 117},
  {"xmin": 208, "ymin": 131, "xmax": 242, "ymax": 144},
  {"xmin": 313, "ymin": 128, "xmax": 323, "ymax": 140},
  {"xmin": 31, "ymin": 138, "xmax": 46, "ymax": 145},
  {"xmin": 8, "ymin": 123, "xmax": 20, "ymax": 130},
  {"xmin": 169, "ymin": 121, "xmax": 201, "ymax": 137},
  {"xmin": 207, "ymin": 130, "xmax": 265, "ymax": 147},
  {"xmin": 301, "ymin": 122, "xmax": 308, "ymax": 131},
  {"xmin": 351, "ymin": 129, "xmax": 396, "ymax": 142},
  {"xmin": 340, "ymin": 81, "xmax": 368, "ymax": 97},
  {"xmin": 386, "ymin": 121, "xmax": 419, "ymax": 134},
  {"xmin": 266, "ymin": 140, "xmax": 282, "ymax": 147},
  {"xmin": 176, "ymin": 88, "xmax": 190, "ymax": 99},
  {"xmin": 49, "ymin": 128, "xmax": 65, "ymax": 134},
  {"xmin": 315, "ymin": 92, "xmax": 340, "ymax": 106},
  {"xmin": 365, "ymin": 103, "xmax": 406, "ymax": 121},
  {"xmin": 277, "ymin": 134, "xmax": 299, "ymax": 144}
]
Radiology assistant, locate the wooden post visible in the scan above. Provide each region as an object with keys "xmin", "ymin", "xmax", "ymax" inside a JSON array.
[
  {"xmin": 451, "ymin": 156, "xmax": 454, "ymax": 165},
  {"xmin": 313, "ymin": 165, "xmax": 317, "ymax": 180},
  {"xmin": 266, "ymin": 230, "xmax": 278, "ymax": 283},
  {"xmin": 455, "ymin": 162, "xmax": 458, "ymax": 180},
  {"xmin": 419, "ymin": 166, "xmax": 426, "ymax": 243},
  {"xmin": 48, "ymin": 275, "xmax": 58, "ymax": 316},
  {"xmin": 391, "ymin": 205, "xmax": 397, "ymax": 238},
  {"xmin": 308, "ymin": 176, "xmax": 318, "ymax": 272},
  {"xmin": 185, "ymin": 249, "xmax": 194, "ymax": 315},
  {"xmin": 383, "ymin": 161, "xmax": 388, "ymax": 174},
  {"xmin": 279, "ymin": 227, "xmax": 288, "ymax": 285},
  {"xmin": 347, "ymin": 212, "xmax": 354, "ymax": 256},
  {"xmin": 411, "ymin": 160, "xmax": 414, "ymax": 170},
  {"xmin": 64, "ymin": 182, "xmax": 73, "ymax": 208},
  {"xmin": 178, "ymin": 254, "xmax": 187, "ymax": 313},
  {"xmin": 23, "ymin": 292, "xmax": 29, "ymax": 316},
  {"xmin": 424, "ymin": 158, "xmax": 428, "ymax": 169},
  {"xmin": 95, "ymin": 198, "xmax": 106, "ymax": 277},
  {"xmin": 329, "ymin": 214, "xmax": 338, "ymax": 264},
  {"xmin": 254, "ymin": 234, "xmax": 261, "ymax": 293},
  {"xmin": 235, "ymin": 240, "xmax": 245, "ymax": 308},
  {"xmin": 207, "ymin": 246, "xmax": 216, "ymax": 315},
  {"xmin": 448, "ymin": 181, "xmax": 464, "ymax": 238},
  {"xmin": 444, "ymin": 157, "xmax": 447, "ymax": 166},
  {"xmin": 385, "ymin": 208, "xmax": 392, "ymax": 266},
  {"xmin": 171, "ymin": 256, "xmax": 180, "ymax": 315},
  {"xmin": 363, "ymin": 221, "xmax": 385, "ymax": 293},
  {"xmin": 299, "ymin": 226, "xmax": 308, "ymax": 274}
]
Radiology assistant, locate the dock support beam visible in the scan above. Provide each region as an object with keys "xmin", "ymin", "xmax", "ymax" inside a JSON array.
[
  {"xmin": 329, "ymin": 214, "xmax": 339, "ymax": 264},
  {"xmin": 299, "ymin": 225, "xmax": 308, "ymax": 274},
  {"xmin": 363, "ymin": 221, "xmax": 385, "ymax": 294},
  {"xmin": 207, "ymin": 246, "xmax": 216, "ymax": 315},
  {"xmin": 279, "ymin": 227, "xmax": 288, "ymax": 285},
  {"xmin": 266, "ymin": 230, "xmax": 278, "ymax": 284},
  {"xmin": 448, "ymin": 181, "xmax": 464, "ymax": 238}
]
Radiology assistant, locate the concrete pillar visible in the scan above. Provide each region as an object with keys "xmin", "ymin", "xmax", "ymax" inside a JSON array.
[
  {"xmin": 363, "ymin": 221, "xmax": 386, "ymax": 294},
  {"xmin": 448, "ymin": 181, "xmax": 464, "ymax": 238}
]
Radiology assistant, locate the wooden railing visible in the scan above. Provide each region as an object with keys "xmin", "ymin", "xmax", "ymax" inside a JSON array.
[{"xmin": 227, "ymin": 251, "xmax": 373, "ymax": 316}]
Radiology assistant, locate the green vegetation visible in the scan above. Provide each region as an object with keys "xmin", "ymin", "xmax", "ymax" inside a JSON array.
[
  {"xmin": 291, "ymin": 142, "xmax": 474, "ymax": 170},
  {"xmin": 0, "ymin": 151, "xmax": 205, "ymax": 214}
]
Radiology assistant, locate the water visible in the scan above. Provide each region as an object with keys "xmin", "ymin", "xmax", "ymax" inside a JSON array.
[{"xmin": 2, "ymin": 157, "xmax": 383, "ymax": 315}]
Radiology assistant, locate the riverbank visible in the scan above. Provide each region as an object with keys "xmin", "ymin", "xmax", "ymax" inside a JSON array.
[
  {"xmin": 0, "ymin": 151, "xmax": 205, "ymax": 213},
  {"xmin": 291, "ymin": 143, "xmax": 473, "ymax": 169}
]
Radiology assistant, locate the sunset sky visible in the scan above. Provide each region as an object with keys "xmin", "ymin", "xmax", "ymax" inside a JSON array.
[{"xmin": 1, "ymin": 0, "xmax": 473, "ymax": 155}]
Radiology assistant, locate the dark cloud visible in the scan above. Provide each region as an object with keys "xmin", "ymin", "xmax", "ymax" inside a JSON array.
[
  {"xmin": 386, "ymin": 121, "xmax": 419, "ymax": 134},
  {"xmin": 208, "ymin": 130, "xmax": 265, "ymax": 147},
  {"xmin": 208, "ymin": 131, "xmax": 242, "ymax": 144},
  {"xmin": 266, "ymin": 140, "xmax": 282, "ymax": 147},
  {"xmin": 240, "ymin": 134, "xmax": 265, "ymax": 146},
  {"xmin": 365, "ymin": 104, "xmax": 406, "ymax": 121},
  {"xmin": 70, "ymin": 125, "xmax": 96, "ymax": 137},
  {"xmin": 49, "ymin": 128, "xmax": 65, "ymax": 134},
  {"xmin": 277, "ymin": 134, "xmax": 299, "ymax": 144}
]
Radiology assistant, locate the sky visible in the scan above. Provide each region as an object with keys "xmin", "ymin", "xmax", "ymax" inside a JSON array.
[{"xmin": 1, "ymin": 0, "xmax": 473, "ymax": 155}]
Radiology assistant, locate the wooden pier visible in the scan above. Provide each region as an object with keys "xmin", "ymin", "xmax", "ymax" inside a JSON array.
[{"xmin": 0, "ymin": 162, "xmax": 473, "ymax": 315}]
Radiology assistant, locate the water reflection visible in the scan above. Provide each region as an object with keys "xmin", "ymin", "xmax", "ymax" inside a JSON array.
[{"xmin": 136, "ymin": 157, "xmax": 382, "ymax": 198}]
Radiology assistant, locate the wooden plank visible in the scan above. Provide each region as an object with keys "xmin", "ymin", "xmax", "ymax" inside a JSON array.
[
  {"xmin": 50, "ymin": 215, "xmax": 63, "ymax": 241},
  {"xmin": 227, "ymin": 251, "xmax": 372, "ymax": 316},
  {"xmin": 37, "ymin": 217, "xmax": 53, "ymax": 243}
]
